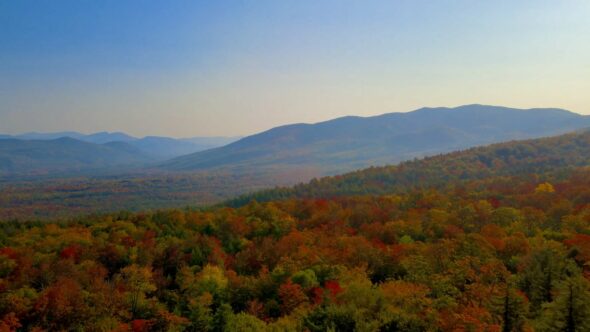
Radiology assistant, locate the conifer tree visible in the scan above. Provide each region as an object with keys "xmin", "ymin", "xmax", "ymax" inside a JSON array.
[{"xmin": 538, "ymin": 275, "xmax": 590, "ymax": 332}]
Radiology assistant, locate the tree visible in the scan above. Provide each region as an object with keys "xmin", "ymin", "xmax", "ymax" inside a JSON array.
[
  {"xmin": 0, "ymin": 313, "xmax": 21, "ymax": 332},
  {"xmin": 196, "ymin": 264, "xmax": 228, "ymax": 299},
  {"xmin": 291, "ymin": 269, "xmax": 319, "ymax": 289},
  {"xmin": 492, "ymin": 281, "xmax": 528, "ymax": 332},
  {"xmin": 212, "ymin": 303, "xmax": 233, "ymax": 332},
  {"xmin": 33, "ymin": 277, "xmax": 87, "ymax": 330},
  {"xmin": 535, "ymin": 183, "xmax": 555, "ymax": 194},
  {"xmin": 278, "ymin": 280, "xmax": 307, "ymax": 315},
  {"xmin": 186, "ymin": 293, "xmax": 213, "ymax": 331},
  {"xmin": 519, "ymin": 247, "xmax": 566, "ymax": 316},
  {"xmin": 537, "ymin": 275, "xmax": 590, "ymax": 332},
  {"xmin": 225, "ymin": 312, "xmax": 266, "ymax": 332},
  {"xmin": 118, "ymin": 265, "xmax": 156, "ymax": 319}
]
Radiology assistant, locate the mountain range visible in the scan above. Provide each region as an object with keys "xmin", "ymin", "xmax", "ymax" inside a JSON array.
[
  {"xmin": 3, "ymin": 123, "xmax": 590, "ymax": 220},
  {"xmin": 0, "ymin": 133, "xmax": 240, "ymax": 176},
  {"xmin": 2, "ymin": 105, "xmax": 589, "ymax": 178},
  {"xmin": 161, "ymin": 104, "xmax": 590, "ymax": 175},
  {"xmin": 0, "ymin": 137, "xmax": 152, "ymax": 176},
  {"xmin": 0, "ymin": 131, "xmax": 240, "ymax": 160}
]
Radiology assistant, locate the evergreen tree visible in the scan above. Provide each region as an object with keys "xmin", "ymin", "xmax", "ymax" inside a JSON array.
[
  {"xmin": 493, "ymin": 281, "xmax": 528, "ymax": 332},
  {"xmin": 519, "ymin": 248, "xmax": 565, "ymax": 316},
  {"xmin": 538, "ymin": 275, "xmax": 590, "ymax": 332},
  {"xmin": 212, "ymin": 303, "xmax": 233, "ymax": 332}
]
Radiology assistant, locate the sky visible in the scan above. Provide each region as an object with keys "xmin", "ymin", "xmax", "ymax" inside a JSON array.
[{"xmin": 1, "ymin": 1, "xmax": 589, "ymax": 138}]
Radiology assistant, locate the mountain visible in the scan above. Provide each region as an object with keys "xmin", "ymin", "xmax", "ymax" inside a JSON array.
[
  {"xmin": 79, "ymin": 131, "xmax": 137, "ymax": 144},
  {"xmin": 0, "ymin": 132, "xmax": 240, "ymax": 160},
  {"xmin": 161, "ymin": 105, "xmax": 590, "ymax": 174},
  {"xmin": 0, "ymin": 137, "xmax": 153, "ymax": 176},
  {"xmin": 11, "ymin": 131, "xmax": 137, "ymax": 143},
  {"xmin": 130, "ymin": 136, "xmax": 241, "ymax": 159},
  {"xmin": 180, "ymin": 136, "xmax": 244, "ymax": 150},
  {"xmin": 12, "ymin": 131, "xmax": 87, "ymax": 140},
  {"xmin": 226, "ymin": 129, "xmax": 590, "ymax": 206}
]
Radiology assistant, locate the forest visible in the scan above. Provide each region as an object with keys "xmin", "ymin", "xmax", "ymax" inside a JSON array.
[
  {"xmin": 0, "ymin": 170, "xmax": 301, "ymax": 221},
  {"xmin": 1, "ymin": 162, "xmax": 589, "ymax": 330},
  {"xmin": 4, "ymin": 1, "xmax": 590, "ymax": 331},
  {"xmin": 228, "ymin": 131, "xmax": 590, "ymax": 206}
]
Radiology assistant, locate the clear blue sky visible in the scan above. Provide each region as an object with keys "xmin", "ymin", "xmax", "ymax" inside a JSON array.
[{"xmin": 1, "ymin": 1, "xmax": 589, "ymax": 137}]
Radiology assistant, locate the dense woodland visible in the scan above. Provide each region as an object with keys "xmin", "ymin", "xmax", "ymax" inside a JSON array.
[
  {"xmin": 1, "ymin": 161, "xmax": 590, "ymax": 330},
  {"xmin": 1, "ymin": 131, "xmax": 589, "ymax": 331},
  {"xmin": 228, "ymin": 131, "xmax": 590, "ymax": 206},
  {"xmin": 4, "ymin": 1, "xmax": 589, "ymax": 330},
  {"xmin": 0, "ymin": 170, "xmax": 304, "ymax": 221}
]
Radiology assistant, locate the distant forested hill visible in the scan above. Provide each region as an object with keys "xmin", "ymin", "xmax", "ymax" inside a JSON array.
[
  {"xmin": 0, "ymin": 132, "xmax": 240, "ymax": 160},
  {"xmin": 227, "ymin": 129, "xmax": 590, "ymax": 205},
  {"xmin": 162, "ymin": 105, "xmax": 590, "ymax": 174},
  {"xmin": 0, "ymin": 137, "xmax": 152, "ymax": 176}
]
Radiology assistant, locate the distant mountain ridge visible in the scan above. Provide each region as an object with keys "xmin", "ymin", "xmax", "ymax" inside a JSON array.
[
  {"xmin": 4, "ymin": 105, "xmax": 589, "ymax": 178},
  {"xmin": 161, "ymin": 104, "xmax": 590, "ymax": 174},
  {"xmin": 0, "ymin": 132, "xmax": 241, "ymax": 160},
  {"xmin": 0, "ymin": 137, "xmax": 152, "ymax": 176}
]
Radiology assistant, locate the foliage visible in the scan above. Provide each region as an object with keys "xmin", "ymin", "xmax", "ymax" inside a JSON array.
[
  {"xmin": 0, "ymin": 170, "xmax": 300, "ymax": 220},
  {"xmin": 1, "ymin": 164, "xmax": 590, "ymax": 330},
  {"xmin": 2, "ymin": 131, "xmax": 590, "ymax": 330}
]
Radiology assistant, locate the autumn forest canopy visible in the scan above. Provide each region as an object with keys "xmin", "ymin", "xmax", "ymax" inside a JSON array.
[
  {"xmin": 3, "ymin": 1, "xmax": 590, "ymax": 330},
  {"xmin": 1, "ymin": 129, "xmax": 590, "ymax": 331}
]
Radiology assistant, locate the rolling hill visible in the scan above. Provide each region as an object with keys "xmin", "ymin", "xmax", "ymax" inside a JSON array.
[
  {"xmin": 161, "ymin": 105, "xmax": 590, "ymax": 174},
  {"xmin": 0, "ymin": 132, "xmax": 240, "ymax": 160},
  {"xmin": 0, "ymin": 137, "xmax": 153, "ymax": 176}
]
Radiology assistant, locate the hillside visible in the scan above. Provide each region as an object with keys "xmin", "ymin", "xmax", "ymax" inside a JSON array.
[
  {"xmin": 162, "ymin": 105, "xmax": 590, "ymax": 174},
  {"xmin": 0, "ymin": 137, "xmax": 152, "ymax": 176},
  {"xmin": 227, "ymin": 129, "xmax": 590, "ymax": 205}
]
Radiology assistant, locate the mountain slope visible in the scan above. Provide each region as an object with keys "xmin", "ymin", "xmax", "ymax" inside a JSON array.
[
  {"xmin": 162, "ymin": 105, "xmax": 590, "ymax": 174},
  {"xmin": 226, "ymin": 129, "xmax": 590, "ymax": 205},
  {"xmin": 0, "ymin": 137, "xmax": 153, "ymax": 176}
]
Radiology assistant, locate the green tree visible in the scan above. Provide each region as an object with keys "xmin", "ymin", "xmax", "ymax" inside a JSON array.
[
  {"xmin": 519, "ymin": 247, "xmax": 566, "ymax": 316},
  {"xmin": 212, "ymin": 303, "xmax": 233, "ymax": 332},
  {"xmin": 187, "ymin": 293, "xmax": 214, "ymax": 332},
  {"xmin": 226, "ymin": 312, "xmax": 267, "ymax": 332},
  {"xmin": 492, "ymin": 281, "xmax": 528, "ymax": 332},
  {"xmin": 118, "ymin": 265, "xmax": 156, "ymax": 318},
  {"xmin": 538, "ymin": 275, "xmax": 590, "ymax": 332}
]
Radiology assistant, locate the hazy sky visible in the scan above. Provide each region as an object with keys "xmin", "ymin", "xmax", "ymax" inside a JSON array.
[{"xmin": 1, "ymin": 1, "xmax": 589, "ymax": 137}]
